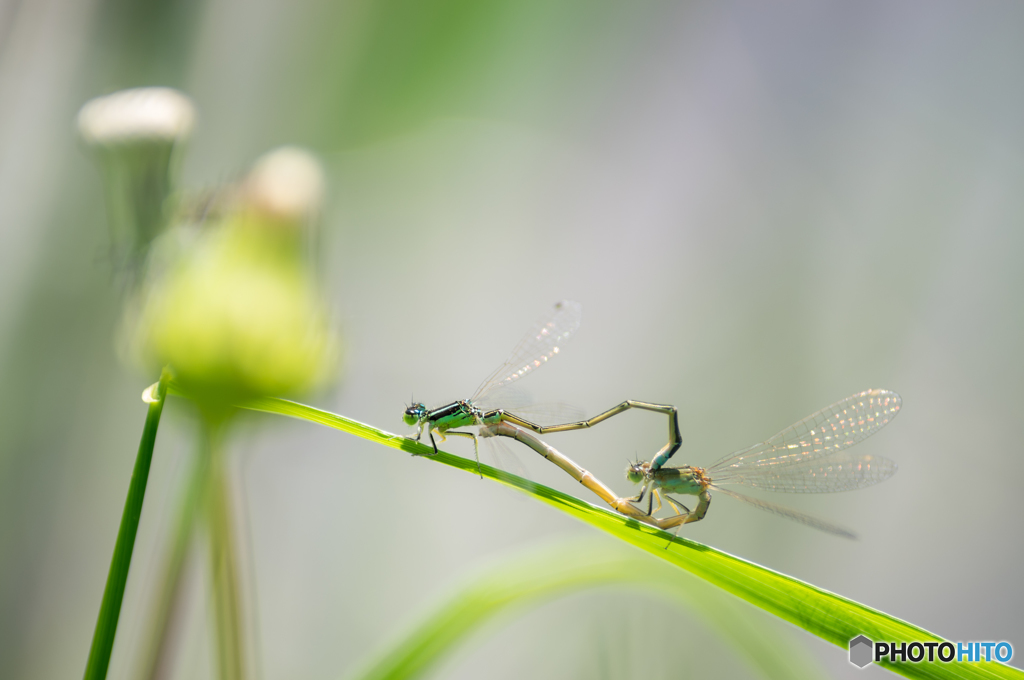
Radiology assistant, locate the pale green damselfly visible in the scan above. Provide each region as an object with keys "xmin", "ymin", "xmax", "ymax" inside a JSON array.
[
  {"xmin": 485, "ymin": 389, "xmax": 900, "ymax": 538},
  {"xmin": 625, "ymin": 389, "xmax": 902, "ymax": 538}
]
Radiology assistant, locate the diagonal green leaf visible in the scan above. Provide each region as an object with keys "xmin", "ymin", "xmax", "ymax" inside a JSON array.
[{"xmin": 173, "ymin": 386, "xmax": 1022, "ymax": 680}]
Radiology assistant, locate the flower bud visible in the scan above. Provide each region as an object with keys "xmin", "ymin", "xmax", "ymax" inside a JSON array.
[{"xmin": 123, "ymin": 146, "xmax": 340, "ymax": 414}]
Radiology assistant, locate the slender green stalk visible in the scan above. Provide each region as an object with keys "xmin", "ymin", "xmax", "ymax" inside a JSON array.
[
  {"xmin": 84, "ymin": 370, "xmax": 170, "ymax": 680},
  {"xmin": 204, "ymin": 419, "xmax": 246, "ymax": 680},
  {"xmin": 136, "ymin": 444, "xmax": 211, "ymax": 680}
]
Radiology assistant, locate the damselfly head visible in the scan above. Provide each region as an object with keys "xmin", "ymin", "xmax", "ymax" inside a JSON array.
[
  {"xmin": 403, "ymin": 403, "xmax": 428, "ymax": 426},
  {"xmin": 625, "ymin": 459, "xmax": 651, "ymax": 485}
]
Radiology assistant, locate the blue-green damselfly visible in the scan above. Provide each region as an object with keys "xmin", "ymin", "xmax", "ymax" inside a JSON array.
[{"xmin": 403, "ymin": 301, "xmax": 682, "ymax": 472}]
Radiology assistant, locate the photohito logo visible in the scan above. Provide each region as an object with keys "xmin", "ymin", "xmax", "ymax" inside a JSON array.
[{"xmin": 849, "ymin": 635, "xmax": 1014, "ymax": 668}]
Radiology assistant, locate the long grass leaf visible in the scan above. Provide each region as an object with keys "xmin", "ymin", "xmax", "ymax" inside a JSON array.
[{"xmin": 181, "ymin": 389, "xmax": 1021, "ymax": 680}]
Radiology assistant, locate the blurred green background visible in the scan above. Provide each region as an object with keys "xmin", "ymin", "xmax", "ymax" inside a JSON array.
[{"xmin": 2, "ymin": 1, "xmax": 1023, "ymax": 679}]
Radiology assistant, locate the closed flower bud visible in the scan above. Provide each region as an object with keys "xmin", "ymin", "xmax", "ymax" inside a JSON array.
[{"xmin": 124, "ymin": 146, "xmax": 340, "ymax": 415}]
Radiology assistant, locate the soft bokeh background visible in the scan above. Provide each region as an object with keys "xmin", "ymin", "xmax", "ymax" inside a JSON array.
[{"xmin": 2, "ymin": 1, "xmax": 1022, "ymax": 679}]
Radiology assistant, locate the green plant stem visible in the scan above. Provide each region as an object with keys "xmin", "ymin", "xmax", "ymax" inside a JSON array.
[
  {"xmin": 204, "ymin": 419, "xmax": 246, "ymax": 680},
  {"xmin": 83, "ymin": 370, "xmax": 170, "ymax": 680},
  {"xmin": 137, "ymin": 444, "xmax": 211, "ymax": 680}
]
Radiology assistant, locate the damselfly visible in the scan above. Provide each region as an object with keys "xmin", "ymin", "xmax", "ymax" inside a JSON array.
[
  {"xmin": 626, "ymin": 389, "xmax": 901, "ymax": 538},
  {"xmin": 404, "ymin": 301, "xmax": 681, "ymax": 471}
]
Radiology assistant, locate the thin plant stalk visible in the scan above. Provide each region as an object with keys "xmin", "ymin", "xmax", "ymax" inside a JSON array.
[
  {"xmin": 204, "ymin": 418, "xmax": 247, "ymax": 680},
  {"xmin": 136, "ymin": 444, "xmax": 212, "ymax": 680},
  {"xmin": 83, "ymin": 370, "xmax": 170, "ymax": 680}
]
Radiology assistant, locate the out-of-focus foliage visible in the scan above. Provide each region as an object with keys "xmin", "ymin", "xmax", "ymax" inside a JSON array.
[
  {"xmin": 318, "ymin": 0, "xmax": 620, "ymax": 146},
  {"xmin": 348, "ymin": 539, "xmax": 823, "ymax": 680}
]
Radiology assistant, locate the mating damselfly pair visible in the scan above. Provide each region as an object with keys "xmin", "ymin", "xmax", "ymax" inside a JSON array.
[{"xmin": 404, "ymin": 301, "xmax": 901, "ymax": 538}]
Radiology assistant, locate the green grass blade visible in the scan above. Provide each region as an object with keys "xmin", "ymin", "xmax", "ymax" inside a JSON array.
[
  {"xmin": 84, "ymin": 371, "xmax": 170, "ymax": 680},
  {"xmin": 348, "ymin": 539, "xmax": 823, "ymax": 680},
  {"xmin": 183, "ymin": 389, "xmax": 1021, "ymax": 680}
]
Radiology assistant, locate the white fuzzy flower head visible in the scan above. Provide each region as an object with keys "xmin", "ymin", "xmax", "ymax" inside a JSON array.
[{"xmin": 77, "ymin": 87, "xmax": 195, "ymax": 146}]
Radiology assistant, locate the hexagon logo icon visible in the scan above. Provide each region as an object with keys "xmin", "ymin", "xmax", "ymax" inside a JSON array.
[{"xmin": 850, "ymin": 635, "xmax": 874, "ymax": 668}]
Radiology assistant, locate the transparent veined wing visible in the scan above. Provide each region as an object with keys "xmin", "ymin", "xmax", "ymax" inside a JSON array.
[
  {"xmin": 473, "ymin": 385, "xmax": 535, "ymax": 412},
  {"xmin": 503, "ymin": 401, "xmax": 587, "ymax": 425},
  {"xmin": 486, "ymin": 431, "xmax": 531, "ymax": 480},
  {"xmin": 471, "ymin": 300, "xmax": 582, "ymax": 403},
  {"xmin": 708, "ymin": 389, "xmax": 901, "ymax": 479},
  {"xmin": 704, "ymin": 486, "xmax": 858, "ymax": 538},
  {"xmin": 474, "ymin": 384, "xmax": 586, "ymax": 424},
  {"xmin": 708, "ymin": 451, "xmax": 897, "ymax": 493}
]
